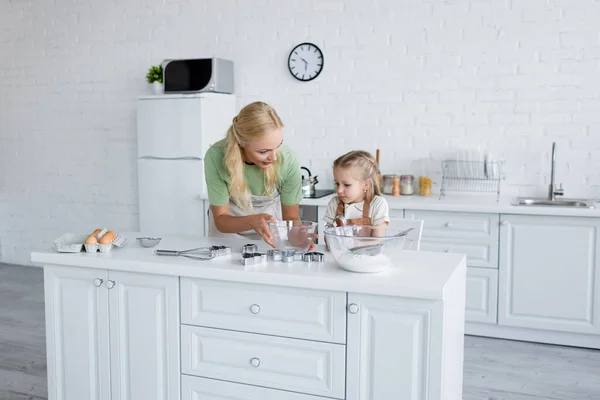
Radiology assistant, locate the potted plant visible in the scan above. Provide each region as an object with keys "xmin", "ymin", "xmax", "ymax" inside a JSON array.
[{"xmin": 146, "ymin": 65, "xmax": 163, "ymax": 94}]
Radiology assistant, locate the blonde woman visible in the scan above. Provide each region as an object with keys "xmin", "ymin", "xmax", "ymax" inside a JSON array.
[{"xmin": 204, "ymin": 101, "xmax": 304, "ymax": 247}]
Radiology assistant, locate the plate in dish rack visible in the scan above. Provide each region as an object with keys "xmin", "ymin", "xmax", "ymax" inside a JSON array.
[{"xmin": 53, "ymin": 233, "xmax": 128, "ymax": 253}]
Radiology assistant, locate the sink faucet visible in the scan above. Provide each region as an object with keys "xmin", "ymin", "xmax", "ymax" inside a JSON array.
[{"xmin": 548, "ymin": 141, "xmax": 564, "ymax": 201}]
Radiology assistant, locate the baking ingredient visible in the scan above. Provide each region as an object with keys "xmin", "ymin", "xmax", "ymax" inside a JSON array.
[
  {"xmin": 335, "ymin": 252, "xmax": 392, "ymax": 273},
  {"xmin": 91, "ymin": 228, "xmax": 102, "ymax": 236},
  {"xmin": 419, "ymin": 176, "xmax": 432, "ymax": 196},
  {"xmin": 84, "ymin": 235, "xmax": 98, "ymax": 245},
  {"xmin": 99, "ymin": 230, "xmax": 116, "ymax": 244}
]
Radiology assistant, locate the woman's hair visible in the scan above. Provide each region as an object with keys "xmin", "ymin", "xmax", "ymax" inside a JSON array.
[
  {"xmin": 224, "ymin": 101, "xmax": 284, "ymax": 211},
  {"xmin": 333, "ymin": 150, "xmax": 382, "ymax": 202}
]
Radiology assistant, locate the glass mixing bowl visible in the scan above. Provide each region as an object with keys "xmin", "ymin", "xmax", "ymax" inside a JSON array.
[
  {"xmin": 324, "ymin": 225, "xmax": 408, "ymax": 273},
  {"xmin": 267, "ymin": 220, "xmax": 317, "ymax": 253}
]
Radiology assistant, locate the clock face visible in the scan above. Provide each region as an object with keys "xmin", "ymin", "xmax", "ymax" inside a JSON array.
[{"xmin": 288, "ymin": 43, "xmax": 324, "ymax": 82}]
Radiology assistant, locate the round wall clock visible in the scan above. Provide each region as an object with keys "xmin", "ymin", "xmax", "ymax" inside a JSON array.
[{"xmin": 287, "ymin": 42, "xmax": 324, "ymax": 82}]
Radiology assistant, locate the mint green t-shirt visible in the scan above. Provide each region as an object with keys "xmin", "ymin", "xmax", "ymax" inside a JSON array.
[{"xmin": 204, "ymin": 139, "xmax": 303, "ymax": 207}]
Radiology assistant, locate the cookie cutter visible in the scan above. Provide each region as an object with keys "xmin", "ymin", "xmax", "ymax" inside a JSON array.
[
  {"xmin": 241, "ymin": 252, "xmax": 268, "ymax": 266},
  {"xmin": 302, "ymin": 251, "xmax": 325, "ymax": 263}
]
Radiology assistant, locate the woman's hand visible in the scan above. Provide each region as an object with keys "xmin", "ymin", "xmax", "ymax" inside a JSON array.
[{"xmin": 248, "ymin": 213, "xmax": 277, "ymax": 247}]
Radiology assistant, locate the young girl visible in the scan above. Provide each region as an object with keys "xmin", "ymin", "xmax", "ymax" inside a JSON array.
[{"xmin": 323, "ymin": 150, "xmax": 390, "ymax": 229}]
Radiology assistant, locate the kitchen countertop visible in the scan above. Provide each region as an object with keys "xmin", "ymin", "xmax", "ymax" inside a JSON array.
[
  {"xmin": 300, "ymin": 193, "xmax": 600, "ymax": 217},
  {"xmin": 30, "ymin": 233, "xmax": 465, "ymax": 300}
]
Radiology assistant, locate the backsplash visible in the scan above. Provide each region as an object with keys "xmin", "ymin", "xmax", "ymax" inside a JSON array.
[{"xmin": 2, "ymin": 0, "xmax": 600, "ymax": 264}]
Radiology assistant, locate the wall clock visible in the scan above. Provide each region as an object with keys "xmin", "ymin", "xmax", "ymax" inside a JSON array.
[{"xmin": 287, "ymin": 42, "xmax": 324, "ymax": 82}]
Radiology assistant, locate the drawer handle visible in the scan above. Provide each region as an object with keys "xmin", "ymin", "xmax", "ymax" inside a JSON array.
[
  {"xmin": 250, "ymin": 357, "xmax": 261, "ymax": 368},
  {"xmin": 445, "ymin": 222, "xmax": 452, "ymax": 228},
  {"xmin": 106, "ymin": 280, "xmax": 115, "ymax": 289},
  {"xmin": 501, "ymin": 220, "xmax": 508, "ymax": 226},
  {"xmin": 249, "ymin": 304, "xmax": 261, "ymax": 314},
  {"xmin": 93, "ymin": 278, "xmax": 103, "ymax": 287},
  {"xmin": 348, "ymin": 303, "xmax": 359, "ymax": 314}
]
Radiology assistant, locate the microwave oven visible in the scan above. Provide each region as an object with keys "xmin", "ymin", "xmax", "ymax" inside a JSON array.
[{"xmin": 162, "ymin": 58, "xmax": 234, "ymax": 94}]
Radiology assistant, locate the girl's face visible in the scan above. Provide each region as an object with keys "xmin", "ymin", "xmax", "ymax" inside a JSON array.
[
  {"xmin": 334, "ymin": 166, "xmax": 368, "ymax": 204},
  {"xmin": 243, "ymin": 128, "xmax": 283, "ymax": 168}
]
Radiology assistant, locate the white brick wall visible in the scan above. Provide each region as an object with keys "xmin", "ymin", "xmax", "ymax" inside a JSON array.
[{"xmin": 2, "ymin": 0, "xmax": 600, "ymax": 264}]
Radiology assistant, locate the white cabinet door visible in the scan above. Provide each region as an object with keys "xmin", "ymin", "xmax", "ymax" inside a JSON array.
[
  {"xmin": 465, "ymin": 267, "xmax": 498, "ymax": 324},
  {"xmin": 44, "ymin": 266, "xmax": 110, "ymax": 400},
  {"xmin": 498, "ymin": 215, "xmax": 600, "ymax": 334},
  {"xmin": 108, "ymin": 272, "xmax": 180, "ymax": 400},
  {"xmin": 346, "ymin": 294, "xmax": 440, "ymax": 400}
]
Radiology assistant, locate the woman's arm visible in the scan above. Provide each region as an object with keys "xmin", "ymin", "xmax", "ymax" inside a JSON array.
[
  {"xmin": 281, "ymin": 203, "xmax": 300, "ymax": 220},
  {"xmin": 211, "ymin": 204, "xmax": 276, "ymax": 246}
]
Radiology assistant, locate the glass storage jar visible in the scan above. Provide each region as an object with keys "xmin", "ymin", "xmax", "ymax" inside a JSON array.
[
  {"xmin": 382, "ymin": 175, "xmax": 397, "ymax": 195},
  {"xmin": 400, "ymin": 175, "xmax": 415, "ymax": 195}
]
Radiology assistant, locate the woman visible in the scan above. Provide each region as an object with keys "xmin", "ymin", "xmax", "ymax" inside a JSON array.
[{"xmin": 204, "ymin": 101, "xmax": 304, "ymax": 247}]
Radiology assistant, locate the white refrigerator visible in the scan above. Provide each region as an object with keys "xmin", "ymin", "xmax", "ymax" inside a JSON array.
[{"xmin": 136, "ymin": 93, "xmax": 236, "ymax": 236}]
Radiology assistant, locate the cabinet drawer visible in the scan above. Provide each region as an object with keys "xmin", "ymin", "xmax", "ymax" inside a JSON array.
[
  {"xmin": 405, "ymin": 210, "xmax": 498, "ymax": 239},
  {"xmin": 182, "ymin": 375, "xmax": 327, "ymax": 400},
  {"xmin": 181, "ymin": 278, "xmax": 346, "ymax": 343},
  {"xmin": 181, "ymin": 325, "xmax": 346, "ymax": 399},
  {"xmin": 420, "ymin": 239, "xmax": 497, "ymax": 269},
  {"xmin": 465, "ymin": 267, "xmax": 498, "ymax": 324}
]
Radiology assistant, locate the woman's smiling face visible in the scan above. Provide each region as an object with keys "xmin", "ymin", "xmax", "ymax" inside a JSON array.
[{"xmin": 242, "ymin": 127, "xmax": 283, "ymax": 168}]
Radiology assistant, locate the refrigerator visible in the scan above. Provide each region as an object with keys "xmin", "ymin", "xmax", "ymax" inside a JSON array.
[{"xmin": 136, "ymin": 93, "xmax": 236, "ymax": 236}]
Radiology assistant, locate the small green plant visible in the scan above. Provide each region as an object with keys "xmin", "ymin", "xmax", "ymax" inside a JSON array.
[{"xmin": 146, "ymin": 65, "xmax": 163, "ymax": 84}]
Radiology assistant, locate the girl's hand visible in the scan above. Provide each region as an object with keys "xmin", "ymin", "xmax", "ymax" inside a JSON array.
[{"xmin": 248, "ymin": 213, "xmax": 277, "ymax": 247}]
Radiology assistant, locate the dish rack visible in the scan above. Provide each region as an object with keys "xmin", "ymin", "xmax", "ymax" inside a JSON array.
[{"xmin": 439, "ymin": 160, "xmax": 503, "ymax": 201}]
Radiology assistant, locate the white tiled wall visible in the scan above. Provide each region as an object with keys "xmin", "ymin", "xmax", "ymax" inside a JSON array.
[{"xmin": 1, "ymin": 0, "xmax": 600, "ymax": 264}]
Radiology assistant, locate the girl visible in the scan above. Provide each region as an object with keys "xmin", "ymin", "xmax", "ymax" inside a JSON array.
[{"xmin": 323, "ymin": 150, "xmax": 390, "ymax": 229}]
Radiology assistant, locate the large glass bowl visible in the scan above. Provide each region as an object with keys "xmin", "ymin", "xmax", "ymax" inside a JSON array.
[
  {"xmin": 324, "ymin": 225, "xmax": 408, "ymax": 273},
  {"xmin": 268, "ymin": 220, "xmax": 317, "ymax": 253}
]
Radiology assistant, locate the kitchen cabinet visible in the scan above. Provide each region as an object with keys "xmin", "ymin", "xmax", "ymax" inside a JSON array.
[
  {"xmin": 346, "ymin": 290, "xmax": 465, "ymax": 400},
  {"xmin": 44, "ymin": 266, "xmax": 180, "ymax": 400},
  {"xmin": 498, "ymin": 215, "xmax": 600, "ymax": 335}
]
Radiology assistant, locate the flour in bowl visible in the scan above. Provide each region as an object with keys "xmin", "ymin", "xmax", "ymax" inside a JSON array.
[{"xmin": 335, "ymin": 252, "xmax": 392, "ymax": 273}]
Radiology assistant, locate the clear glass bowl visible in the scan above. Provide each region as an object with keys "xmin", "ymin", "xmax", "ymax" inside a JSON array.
[
  {"xmin": 268, "ymin": 220, "xmax": 317, "ymax": 253},
  {"xmin": 324, "ymin": 225, "xmax": 408, "ymax": 273}
]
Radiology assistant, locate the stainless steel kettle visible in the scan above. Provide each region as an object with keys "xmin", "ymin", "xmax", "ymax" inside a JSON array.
[{"xmin": 301, "ymin": 167, "xmax": 318, "ymax": 197}]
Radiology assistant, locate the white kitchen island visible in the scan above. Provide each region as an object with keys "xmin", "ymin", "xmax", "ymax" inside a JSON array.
[{"xmin": 31, "ymin": 233, "xmax": 467, "ymax": 400}]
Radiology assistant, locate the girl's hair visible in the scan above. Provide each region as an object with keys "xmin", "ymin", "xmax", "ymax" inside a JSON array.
[
  {"xmin": 224, "ymin": 101, "xmax": 284, "ymax": 211},
  {"xmin": 333, "ymin": 150, "xmax": 382, "ymax": 202}
]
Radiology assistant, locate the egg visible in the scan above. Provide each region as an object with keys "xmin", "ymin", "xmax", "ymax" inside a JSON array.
[
  {"xmin": 92, "ymin": 228, "xmax": 102, "ymax": 236},
  {"xmin": 99, "ymin": 230, "xmax": 117, "ymax": 244},
  {"xmin": 84, "ymin": 235, "xmax": 98, "ymax": 245}
]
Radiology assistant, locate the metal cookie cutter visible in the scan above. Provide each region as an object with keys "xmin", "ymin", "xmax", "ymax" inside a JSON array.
[
  {"xmin": 302, "ymin": 252, "xmax": 325, "ymax": 263},
  {"xmin": 267, "ymin": 249, "xmax": 282, "ymax": 261},
  {"xmin": 155, "ymin": 247, "xmax": 217, "ymax": 261},
  {"xmin": 242, "ymin": 244, "xmax": 258, "ymax": 254},
  {"xmin": 210, "ymin": 245, "xmax": 232, "ymax": 256},
  {"xmin": 241, "ymin": 252, "xmax": 268, "ymax": 266}
]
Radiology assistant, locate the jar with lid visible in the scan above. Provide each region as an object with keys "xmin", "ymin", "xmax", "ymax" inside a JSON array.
[
  {"xmin": 382, "ymin": 174, "xmax": 397, "ymax": 195},
  {"xmin": 400, "ymin": 175, "xmax": 415, "ymax": 195}
]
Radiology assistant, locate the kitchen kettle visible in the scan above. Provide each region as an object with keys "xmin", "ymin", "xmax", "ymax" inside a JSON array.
[{"xmin": 301, "ymin": 166, "xmax": 318, "ymax": 197}]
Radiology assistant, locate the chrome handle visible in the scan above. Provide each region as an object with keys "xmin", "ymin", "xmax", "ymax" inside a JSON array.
[
  {"xmin": 106, "ymin": 280, "xmax": 115, "ymax": 289},
  {"xmin": 445, "ymin": 222, "xmax": 452, "ymax": 227},
  {"xmin": 250, "ymin": 357, "xmax": 260, "ymax": 367},
  {"xmin": 501, "ymin": 220, "xmax": 508, "ymax": 226},
  {"xmin": 94, "ymin": 278, "xmax": 103, "ymax": 287},
  {"xmin": 250, "ymin": 304, "xmax": 260, "ymax": 314},
  {"xmin": 348, "ymin": 303, "xmax": 359, "ymax": 314}
]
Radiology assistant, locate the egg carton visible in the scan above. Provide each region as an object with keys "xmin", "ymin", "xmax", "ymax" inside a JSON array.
[{"xmin": 53, "ymin": 232, "xmax": 127, "ymax": 253}]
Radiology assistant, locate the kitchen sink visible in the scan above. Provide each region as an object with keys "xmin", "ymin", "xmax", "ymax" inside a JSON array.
[{"xmin": 514, "ymin": 197, "xmax": 596, "ymax": 208}]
